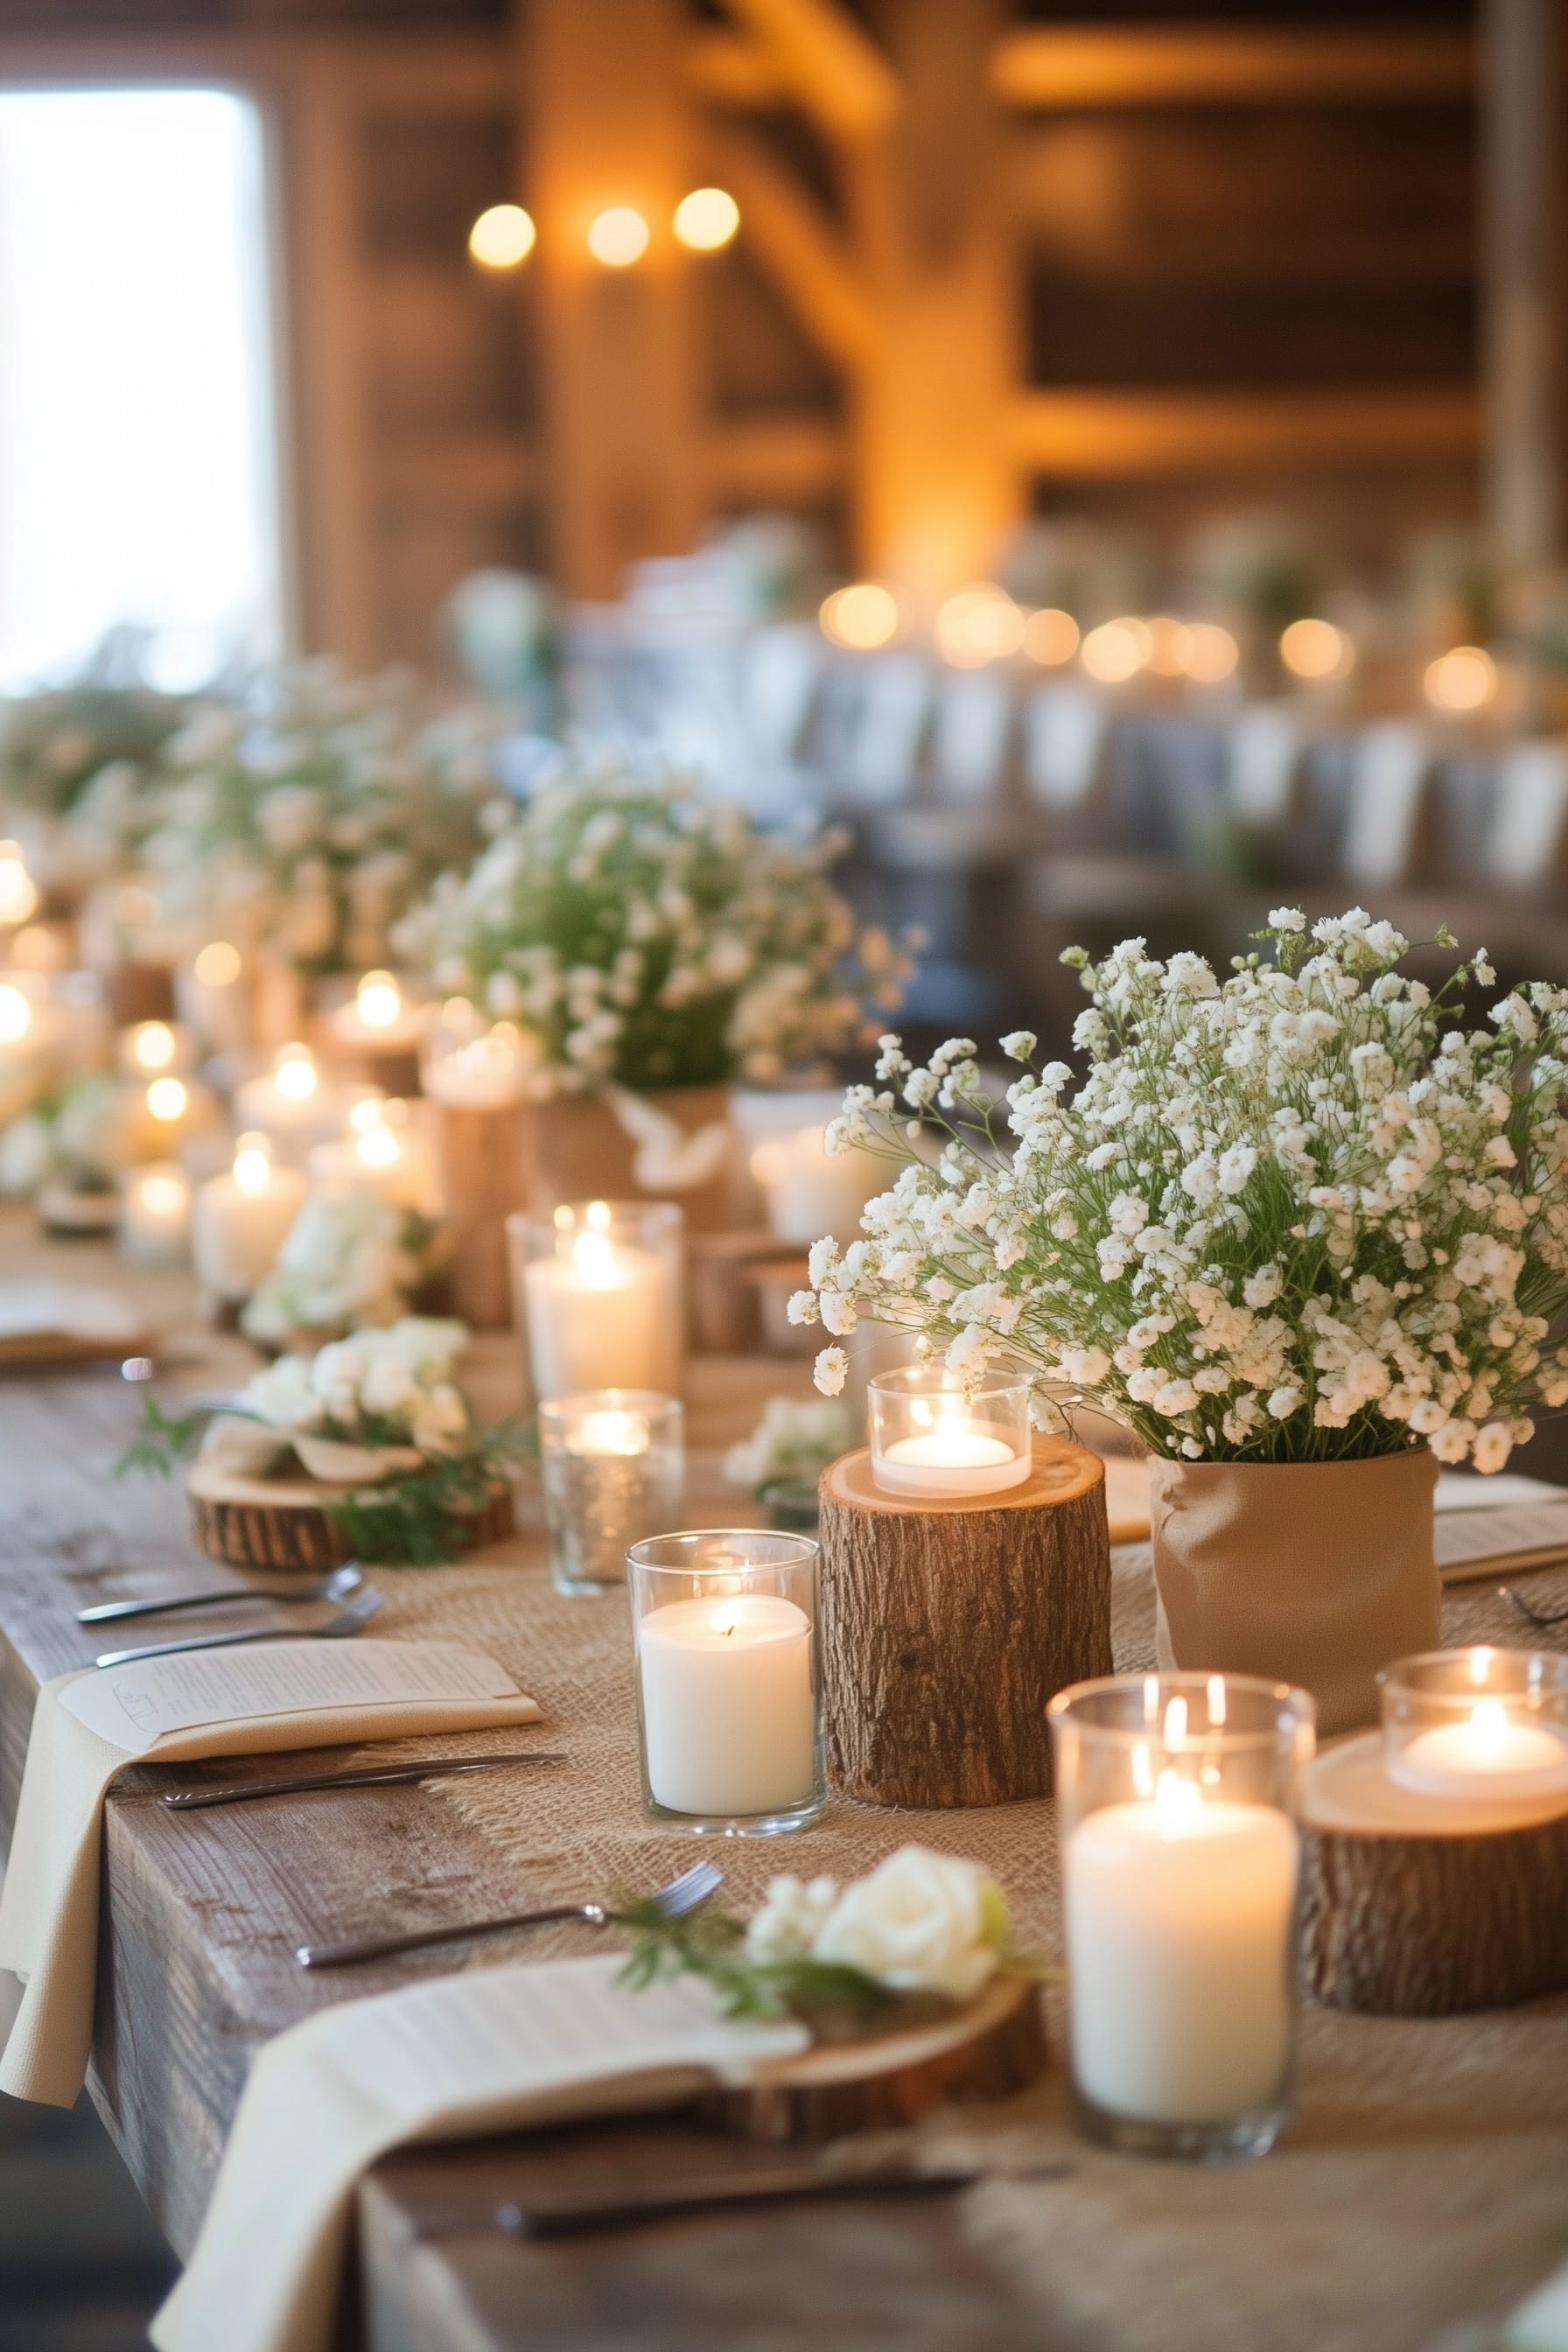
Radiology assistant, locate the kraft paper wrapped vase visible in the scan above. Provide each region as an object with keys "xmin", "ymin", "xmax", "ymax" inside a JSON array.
[{"xmin": 1149, "ymin": 1449, "xmax": 1440, "ymax": 1737}]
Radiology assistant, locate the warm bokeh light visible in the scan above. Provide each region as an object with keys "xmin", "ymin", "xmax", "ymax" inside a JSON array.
[
  {"xmin": 193, "ymin": 939, "xmax": 242, "ymax": 987},
  {"xmin": 587, "ymin": 206, "xmax": 650, "ymax": 268},
  {"xmin": 0, "ymin": 840, "xmax": 38, "ymax": 927},
  {"xmin": 1424, "ymin": 645, "xmax": 1498, "ymax": 714},
  {"xmin": 1081, "ymin": 617, "xmax": 1152, "ymax": 684},
  {"xmin": 233, "ymin": 1132, "xmax": 271, "ymax": 1194},
  {"xmin": 0, "ymin": 980, "xmax": 32, "ymax": 1042},
  {"xmin": 348, "ymin": 1093, "xmax": 389, "ymax": 1133},
  {"xmin": 468, "ymin": 203, "xmax": 536, "ymax": 270},
  {"xmin": 146, "ymin": 1075, "xmax": 188, "ymax": 1123},
  {"xmin": 356, "ymin": 1119, "xmax": 402, "ymax": 1171},
  {"xmin": 934, "ymin": 582, "xmax": 1026, "ymax": 668},
  {"xmin": 819, "ymin": 582, "xmax": 900, "ymax": 651},
  {"xmin": 272, "ymin": 1046, "xmax": 318, "ymax": 1103},
  {"xmin": 114, "ymin": 883, "xmax": 155, "ymax": 931},
  {"xmin": 1023, "ymin": 608, "xmax": 1081, "ymax": 667},
  {"xmin": 7, "ymin": 925, "xmax": 63, "ymax": 971},
  {"xmin": 355, "ymin": 970, "xmax": 402, "ymax": 1031},
  {"xmin": 673, "ymin": 187, "xmax": 739, "ymax": 251},
  {"xmin": 1280, "ymin": 617, "xmax": 1354, "ymax": 682},
  {"xmin": 130, "ymin": 1020, "xmax": 177, "ymax": 1072},
  {"xmin": 1182, "ymin": 622, "xmax": 1240, "ymax": 684},
  {"xmin": 139, "ymin": 1169, "xmax": 188, "ymax": 1216},
  {"xmin": 1145, "ymin": 617, "xmax": 1193, "ymax": 679}
]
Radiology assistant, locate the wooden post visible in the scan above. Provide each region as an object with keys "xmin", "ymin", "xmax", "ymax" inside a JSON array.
[
  {"xmin": 816, "ymin": 1439, "xmax": 1112, "ymax": 1808},
  {"xmin": 1300, "ymin": 1732, "xmax": 1568, "ymax": 2016},
  {"xmin": 522, "ymin": 0, "xmax": 704, "ymax": 597},
  {"xmin": 433, "ymin": 1101, "xmax": 534, "ymax": 1330},
  {"xmin": 1481, "ymin": 0, "xmax": 1563, "ymax": 567}
]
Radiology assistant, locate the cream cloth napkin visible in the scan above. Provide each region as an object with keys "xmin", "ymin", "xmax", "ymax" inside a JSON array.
[
  {"xmin": 0, "ymin": 1638, "xmax": 542, "ymax": 2107},
  {"xmin": 151, "ymin": 1951, "xmax": 808, "ymax": 2352}
]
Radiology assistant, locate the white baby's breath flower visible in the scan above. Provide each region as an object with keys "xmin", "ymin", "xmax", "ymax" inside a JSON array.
[
  {"xmin": 745, "ymin": 1874, "xmax": 839, "ymax": 1963},
  {"xmin": 786, "ymin": 1289, "xmax": 819, "ymax": 1326},
  {"xmin": 814, "ymin": 1346, "xmax": 849, "ymax": 1396},
  {"xmin": 1000, "ymin": 1030, "xmax": 1037, "ymax": 1061}
]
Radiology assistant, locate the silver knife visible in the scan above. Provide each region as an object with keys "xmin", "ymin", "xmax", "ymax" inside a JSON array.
[{"xmin": 160, "ymin": 1751, "xmax": 568, "ymax": 1810}]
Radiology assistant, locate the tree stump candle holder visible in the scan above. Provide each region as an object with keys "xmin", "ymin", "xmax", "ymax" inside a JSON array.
[
  {"xmin": 186, "ymin": 1457, "xmax": 514, "ymax": 1572},
  {"xmin": 816, "ymin": 1439, "xmax": 1113, "ymax": 1808},
  {"xmin": 433, "ymin": 1099, "xmax": 532, "ymax": 1330},
  {"xmin": 1299, "ymin": 1732, "xmax": 1568, "ymax": 2016}
]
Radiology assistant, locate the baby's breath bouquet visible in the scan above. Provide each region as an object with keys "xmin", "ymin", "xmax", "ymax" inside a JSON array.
[
  {"xmin": 0, "ymin": 682, "xmax": 184, "ymax": 823},
  {"xmin": 798, "ymin": 910, "xmax": 1568, "ymax": 1475},
  {"xmin": 399, "ymin": 753, "xmax": 914, "ymax": 1093},
  {"xmin": 141, "ymin": 662, "xmax": 505, "ymax": 974}
]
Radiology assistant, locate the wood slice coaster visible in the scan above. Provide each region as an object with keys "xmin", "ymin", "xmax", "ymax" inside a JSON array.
[
  {"xmin": 36, "ymin": 1180, "xmax": 118, "ymax": 1238},
  {"xmin": 186, "ymin": 1457, "xmax": 514, "ymax": 1572},
  {"xmin": 696, "ymin": 1973, "xmax": 1046, "ymax": 2144},
  {"xmin": 1300, "ymin": 1731, "xmax": 1568, "ymax": 2016},
  {"xmin": 817, "ymin": 1440, "xmax": 1112, "ymax": 1808}
]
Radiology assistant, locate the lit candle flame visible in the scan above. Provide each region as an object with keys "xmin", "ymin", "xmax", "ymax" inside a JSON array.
[
  {"xmin": 355, "ymin": 970, "xmax": 402, "ymax": 1031},
  {"xmin": 0, "ymin": 982, "xmax": 32, "ymax": 1044},
  {"xmin": 233, "ymin": 1132, "xmax": 272, "ymax": 1194},
  {"xmin": 193, "ymin": 940, "xmax": 241, "ymax": 987},
  {"xmin": 272, "ymin": 1046, "xmax": 318, "ymax": 1103},
  {"xmin": 146, "ymin": 1076, "xmax": 188, "ymax": 1123},
  {"xmin": 131, "ymin": 1021, "xmax": 177, "ymax": 1072}
]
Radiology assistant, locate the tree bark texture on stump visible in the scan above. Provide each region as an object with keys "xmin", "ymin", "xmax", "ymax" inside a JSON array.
[
  {"xmin": 1300, "ymin": 1731, "xmax": 1568, "ymax": 2015},
  {"xmin": 816, "ymin": 1440, "xmax": 1112, "ymax": 1809}
]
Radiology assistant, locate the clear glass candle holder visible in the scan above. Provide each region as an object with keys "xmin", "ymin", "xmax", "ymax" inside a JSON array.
[
  {"xmin": 868, "ymin": 1363, "xmax": 1031, "ymax": 1498},
  {"xmin": 1048, "ymin": 1672, "xmax": 1317, "ymax": 2162},
  {"xmin": 538, "ymin": 1390, "xmax": 685, "ymax": 1598},
  {"xmin": 627, "ymin": 1530, "xmax": 825, "ymax": 1836},
  {"xmin": 1381, "ymin": 1648, "xmax": 1568, "ymax": 1802},
  {"xmin": 508, "ymin": 1200, "xmax": 685, "ymax": 1405}
]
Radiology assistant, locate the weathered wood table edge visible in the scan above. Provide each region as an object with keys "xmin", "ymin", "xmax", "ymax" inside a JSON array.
[{"xmin": 4, "ymin": 1250, "xmax": 1568, "ymax": 2350}]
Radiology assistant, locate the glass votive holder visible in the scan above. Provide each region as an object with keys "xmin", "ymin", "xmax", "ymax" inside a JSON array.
[
  {"xmin": 420, "ymin": 998, "xmax": 534, "ymax": 1108},
  {"xmin": 117, "ymin": 1162, "xmax": 193, "ymax": 1270},
  {"xmin": 627, "ymin": 1530, "xmax": 825, "ymax": 1836},
  {"xmin": 868, "ymin": 1363, "xmax": 1031, "ymax": 1498},
  {"xmin": 1381, "ymin": 1648, "xmax": 1568, "ymax": 1802},
  {"xmin": 508, "ymin": 1199, "xmax": 684, "ymax": 1404},
  {"xmin": 1048, "ymin": 1671, "xmax": 1316, "ymax": 2162},
  {"xmin": 538, "ymin": 1390, "xmax": 685, "ymax": 1598}
]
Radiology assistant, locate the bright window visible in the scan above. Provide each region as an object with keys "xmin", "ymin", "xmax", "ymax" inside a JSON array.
[{"xmin": 0, "ymin": 88, "xmax": 282, "ymax": 691}]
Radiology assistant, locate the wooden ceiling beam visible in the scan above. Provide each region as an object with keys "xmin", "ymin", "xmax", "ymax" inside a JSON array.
[
  {"xmin": 705, "ymin": 123, "xmax": 876, "ymax": 372},
  {"xmin": 719, "ymin": 0, "xmax": 901, "ymax": 144},
  {"xmin": 991, "ymin": 28, "xmax": 1475, "ymax": 111},
  {"xmin": 684, "ymin": 24, "xmax": 785, "ymax": 108},
  {"xmin": 1007, "ymin": 387, "xmax": 1479, "ymax": 475}
]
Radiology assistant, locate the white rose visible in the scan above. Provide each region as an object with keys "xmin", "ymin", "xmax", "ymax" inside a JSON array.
[
  {"xmin": 359, "ymin": 1354, "xmax": 419, "ymax": 1421},
  {"xmin": 240, "ymin": 1353, "xmax": 320, "ymax": 1430},
  {"xmin": 811, "ymin": 1846, "xmax": 1005, "ymax": 2003},
  {"xmin": 411, "ymin": 1382, "xmax": 471, "ymax": 1456}
]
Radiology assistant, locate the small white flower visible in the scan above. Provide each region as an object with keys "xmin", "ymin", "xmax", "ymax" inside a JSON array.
[
  {"xmin": 814, "ymin": 1346, "xmax": 849, "ymax": 1396},
  {"xmin": 1000, "ymin": 1030, "xmax": 1037, "ymax": 1061},
  {"xmin": 811, "ymin": 1847, "xmax": 1005, "ymax": 2003},
  {"xmin": 746, "ymin": 1874, "xmax": 839, "ymax": 1963},
  {"xmin": 786, "ymin": 1289, "xmax": 819, "ymax": 1326}
]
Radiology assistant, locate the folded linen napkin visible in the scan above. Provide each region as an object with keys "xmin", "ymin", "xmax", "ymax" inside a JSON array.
[
  {"xmin": 151, "ymin": 1951, "xmax": 808, "ymax": 2352},
  {"xmin": 0, "ymin": 1638, "xmax": 541, "ymax": 2107}
]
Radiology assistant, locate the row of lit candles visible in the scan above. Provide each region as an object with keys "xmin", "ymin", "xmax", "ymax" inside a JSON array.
[
  {"xmin": 467, "ymin": 186, "xmax": 740, "ymax": 273},
  {"xmin": 816, "ymin": 582, "xmax": 1507, "ymax": 713}
]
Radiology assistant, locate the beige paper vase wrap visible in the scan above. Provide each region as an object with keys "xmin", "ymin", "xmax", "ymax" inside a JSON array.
[{"xmin": 1149, "ymin": 1450, "xmax": 1439, "ymax": 1736}]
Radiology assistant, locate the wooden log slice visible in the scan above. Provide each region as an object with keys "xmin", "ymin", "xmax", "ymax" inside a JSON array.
[
  {"xmin": 696, "ymin": 1972, "xmax": 1046, "ymax": 2144},
  {"xmin": 817, "ymin": 1440, "xmax": 1112, "ymax": 1808},
  {"xmin": 186, "ymin": 1458, "xmax": 514, "ymax": 1573},
  {"xmin": 1300, "ymin": 1732, "xmax": 1568, "ymax": 2016}
]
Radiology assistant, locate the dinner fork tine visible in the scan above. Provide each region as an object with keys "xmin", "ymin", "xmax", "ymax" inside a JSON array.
[
  {"xmin": 296, "ymin": 1858, "xmax": 724, "ymax": 1970},
  {"xmin": 94, "ymin": 1584, "xmax": 383, "ymax": 1669}
]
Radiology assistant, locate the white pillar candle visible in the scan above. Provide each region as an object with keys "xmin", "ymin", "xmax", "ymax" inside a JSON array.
[
  {"xmin": 874, "ymin": 1424, "xmax": 1028, "ymax": 1497},
  {"xmin": 118, "ymin": 1162, "xmax": 192, "ymax": 1270},
  {"xmin": 522, "ymin": 1218, "xmax": 682, "ymax": 1401},
  {"xmin": 749, "ymin": 1121, "xmax": 885, "ymax": 1246},
  {"xmin": 326, "ymin": 970, "xmax": 430, "ymax": 1054},
  {"xmin": 192, "ymin": 1134, "xmax": 307, "ymax": 1302},
  {"xmin": 233, "ymin": 1045, "xmax": 356, "ymax": 1165},
  {"xmin": 423, "ymin": 1017, "xmax": 532, "ymax": 1109},
  {"xmin": 176, "ymin": 942, "xmax": 248, "ymax": 1056},
  {"xmin": 308, "ymin": 1102, "xmax": 441, "ymax": 1215},
  {"xmin": 1389, "ymin": 1700, "xmax": 1568, "ymax": 1802},
  {"xmin": 638, "ymin": 1594, "xmax": 816, "ymax": 1816},
  {"xmin": 1064, "ymin": 1774, "xmax": 1299, "ymax": 2127}
]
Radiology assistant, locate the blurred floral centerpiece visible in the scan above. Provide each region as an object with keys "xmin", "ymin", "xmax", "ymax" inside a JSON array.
[
  {"xmin": 403, "ymin": 754, "xmax": 912, "ymax": 1094},
  {"xmin": 797, "ymin": 911, "xmax": 1568, "ymax": 1732},
  {"xmin": 141, "ymin": 662, "xmax": 505, "ymax": 976},
  {"xmin": 0, "ymin": 678, "xmax": 187, "ymax": 894},
  {"xmin": 242, "ymin": 1187, "xmax": 444, "ymax": 1351}
]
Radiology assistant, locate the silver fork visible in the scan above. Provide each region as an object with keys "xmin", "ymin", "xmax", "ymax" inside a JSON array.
[
  {"xmin": 94, "ymin": 1584, "xmax": 383, "ymax": 1669},
  {"xmin": 296, "ymin": 1858, "xmax": 723, "ymax": 1970},
  {"xmin": 80, "ymin": 1562, "xmax": 364, "ymax": 1627},
  {"xmin": 1501, "ymin": 1582, "xmax": 1568, "ymax": 1629}
]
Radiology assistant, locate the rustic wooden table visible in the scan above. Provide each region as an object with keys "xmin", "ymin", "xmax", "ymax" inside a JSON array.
[{"xmin": 2, "ymin": 1213, "xmax": 1567, "ymax": 2352}]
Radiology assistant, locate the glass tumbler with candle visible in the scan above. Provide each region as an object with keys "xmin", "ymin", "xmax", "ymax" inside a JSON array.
[
  {"xmin": 538, "ymin": 1390, "xmax": 684, "ymax": 1597},
  {"xmin": 1049, "ymin": 1672, "xmax": 1316, "ymax": 2161},
  {"xmin": 1382, "ymin": 1648, "xmax": 1568, "ymax": 1802},
  {"xmin": 627, "ymin": 1530, "xmax": 825, "ymax": 1835},
  {"xmin": 869, "ymin": 1363, "xmax": 1032, "ymax": 1498},
  {"xmin": 509, "ymin": 1200, "xmax": 684, "ymax": 1404}
]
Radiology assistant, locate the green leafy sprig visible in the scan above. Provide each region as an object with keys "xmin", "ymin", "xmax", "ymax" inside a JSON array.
[{"xmin": 615, "ymin": 1892, "xmax": 898, "ymax": 2026}]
